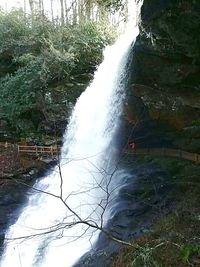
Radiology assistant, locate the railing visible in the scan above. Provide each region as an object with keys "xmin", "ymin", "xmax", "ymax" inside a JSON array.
[
  {"xmin": 17, "ymin": 145, "xmax": 60, "ymax": 156},
  {"xmin": 0, "ymin": 142, "xmax": 12, "ymax": 148},
  {"xmin": 1, "ymin": 142, "xmax": 200, "ymax": 163},
  {"xmin": 126, "ymin": 148, "xmax": 200, "ymax": 164},
  {"xmin": 0, "ymin": 142, "xmax": 60, "ymax": 156}
]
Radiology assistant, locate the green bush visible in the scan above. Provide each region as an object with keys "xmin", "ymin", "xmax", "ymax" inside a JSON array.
[
  {"xmin": 0, "ymin": 9, "xmax": 117, "ymax": 137},
  {"xmin": 181, "ymin": 245, "xmax": 200, "ymax": 263}
]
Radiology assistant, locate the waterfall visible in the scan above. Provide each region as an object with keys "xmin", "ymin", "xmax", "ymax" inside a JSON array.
[{"xmin": 0, "ymin": 2, "xmax": 142, "ymax": 267}]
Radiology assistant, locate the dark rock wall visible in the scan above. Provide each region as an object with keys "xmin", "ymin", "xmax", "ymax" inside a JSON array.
[{"xmin": 127, "ymin": 0, "xmax": 200, "ymax": 152}]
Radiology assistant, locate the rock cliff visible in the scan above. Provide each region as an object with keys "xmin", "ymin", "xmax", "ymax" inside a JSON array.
[{"xmin": 127, "ymin": 0, "xmax": 200, "ymax": 153}]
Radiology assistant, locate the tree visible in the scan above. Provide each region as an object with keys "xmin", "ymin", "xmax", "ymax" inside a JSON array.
[
  {"xmin": 39, "ymin": 0, "xmax": 44, "ymax": 16},
  {"xmin": 60, "ymin": 0, "xmax": 65, "ymax": 25},
  {"xmin": 29, "ymin": 0, "xmax": 34, "ymax": 14},
  {"xmin": 50, "ymin": 0, "xmax": 54, "ymax": 21},
  {"xmin": 23, "ymin": 0, "xmax": 27, "ymax": 14}
]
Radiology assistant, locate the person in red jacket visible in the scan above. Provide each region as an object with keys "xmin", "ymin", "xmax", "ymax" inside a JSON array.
[{"xmin": 129, "ymin": 142, "xmax": 136, "ymax": 151}]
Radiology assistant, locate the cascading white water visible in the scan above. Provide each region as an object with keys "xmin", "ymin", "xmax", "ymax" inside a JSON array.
[{"xmin": 0, "ymin": 2, "xmax": 142, "ymax": 267}]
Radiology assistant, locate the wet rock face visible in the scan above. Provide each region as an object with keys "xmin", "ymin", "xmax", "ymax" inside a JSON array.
[
  {"xmin": 0, "ymin": 182, "xmax": 29, "ymax": 251},
  {"xmin": 129, "ymin": 0, "xmax": 200, "ymax": 152}
]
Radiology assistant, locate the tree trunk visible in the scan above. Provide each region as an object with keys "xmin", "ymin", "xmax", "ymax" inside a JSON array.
[
  {"xmin": 72, "ymin": 0, "xmax": 78, "ymax": 24},
  {"xmin": 41, "ymin": 0, "xmax": 44, "ymax": 15},
  {"xmin": 64, "ymin": 0, "xmax": 68, "ymax": 23},
  {"xmin": 24, "ymin": 0, "xmax": 27, "ymax": 14},
  {"xmin": 51, "ymin": 0, "xmax": 54, "ymax": 21},
  {"xmin": 29, "ymin": 0, "xmax": 34, "ymax": 14},
  {"xmin": 86, "ymin": 0, "xmax": 91, "ymax": 21},
  {"xmin": 60, "ymin": 0, "xmax": 65, "ymax": 25},
  {"xmin": 78, "ymin": 0, "xmax": 84, "ymax": 23}
]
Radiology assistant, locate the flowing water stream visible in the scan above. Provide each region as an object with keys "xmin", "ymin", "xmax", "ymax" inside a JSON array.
[{"xmin": 0, "ymin": 2, "xmax": 142, "ymax": 266}]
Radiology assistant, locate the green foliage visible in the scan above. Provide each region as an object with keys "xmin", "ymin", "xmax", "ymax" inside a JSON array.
[
  {"xmin": 98, "ymin": 0, "xmax": 126, "ymax": 13},
  {"xmin": 0, "ymin": 9, "xmax": 117, "ymax": 138},
  {"xmin": 181, "ymin": 245, "xmax": 200, "ymax": 263},
  {"xmin": 0, "ymin": 58, "xmax": 49, "ymax": 131},
  {"xmin": 62, "ymin": 22, "xmax": 116, "ymax": 72}
]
